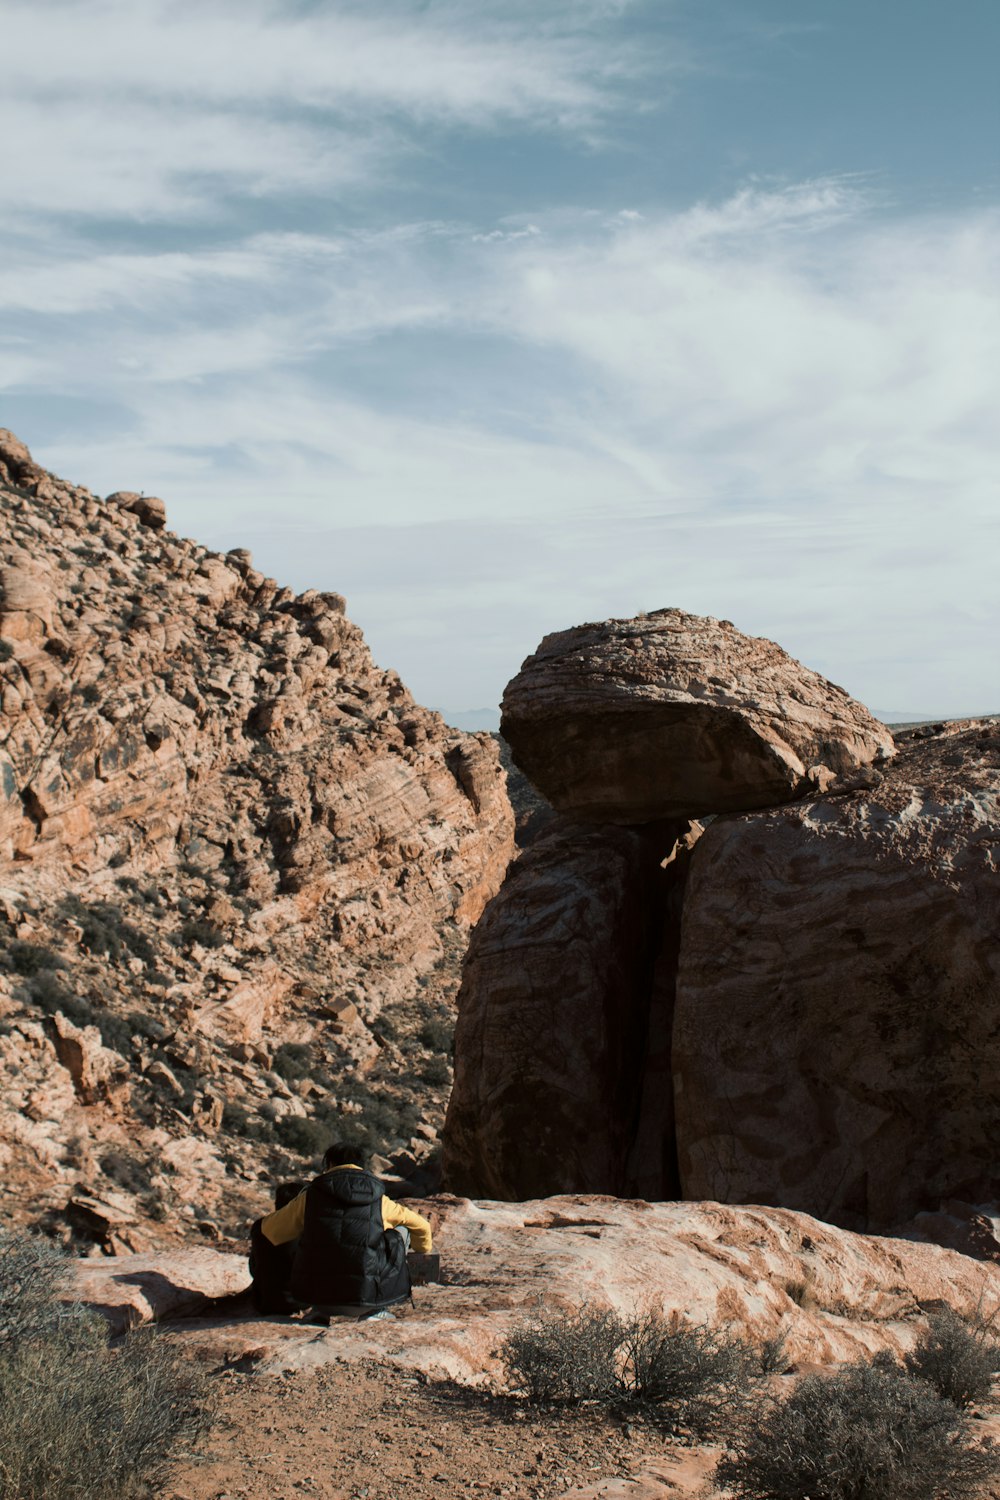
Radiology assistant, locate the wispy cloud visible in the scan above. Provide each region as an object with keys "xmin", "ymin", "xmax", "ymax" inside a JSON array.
[
  {"xmin": 3, "ymin": 0, "xmax": 647, "ymax": 223},
  {"xmin": 2, "ymin": 2, "xmax": 997, "ymax": 716}
]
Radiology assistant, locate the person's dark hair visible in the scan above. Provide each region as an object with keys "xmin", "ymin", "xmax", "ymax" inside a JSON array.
[
  {"xmin": 323, "ymin": 1143, "xmax": 369, "ymax": 1170},
  {"xmin": 274, "ymin": 1179, "xmax": 307, "ymax": 1210}
]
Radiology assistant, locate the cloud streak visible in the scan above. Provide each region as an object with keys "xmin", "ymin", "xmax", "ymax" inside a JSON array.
[{"xmin": 2, "ymin": 2, "xmax": 997, "ymax": 716}]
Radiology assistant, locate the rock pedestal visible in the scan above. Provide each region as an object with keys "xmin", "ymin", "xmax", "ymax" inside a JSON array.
[{"xmin": 443, "ymin": 820, "xmax": 677, "ymax": 1199}]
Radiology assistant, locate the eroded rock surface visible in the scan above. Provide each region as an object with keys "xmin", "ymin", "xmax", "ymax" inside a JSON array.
[
  {"xmin": 0, "ymin": 431, "xmax": 514, "ymax": 1244},
  {"xmin": 78, "ymin": 1195, "xmax": 1000, "ymax": 1382},
  {"xmin": 673, "ymin": 721, "xmax": 1000, "ymax": 1231},
  {"xmin": 443, "ymin": 821, "xmax": 682, "ymax": 1199},
  {"xmin": 501, "ymin": 609, "xmax": 893, "ymax": 823}
]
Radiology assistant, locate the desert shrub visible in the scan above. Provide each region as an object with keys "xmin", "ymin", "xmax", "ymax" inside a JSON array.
[
  {"xmin": 756, "ymin": 1329, "xmax": 790, "ymax": 1374},
  {"xmin": 716, "ymin": 1359, "xmax": 997, "ymax": 1500},
  {"xmin": 274, "ymin": 1114, "xmax": 329, "ymax": 1157},
  {"xmin": 272, "ymin": 1043, "xmax": 314, "ymax": 1082},
  {"xmin": 25, "ymin": 969, "xmax": 72, "ymax": 1011},
  {"xmin": 222, "ymin": 1102, "xmax": 275, "ymax": 1142},
  {"xmin": 0, "ymin": 1229, "xmax": 210, "ymax": 1499},
  {"xmin": 418, "ymin": 1055, "xmax": 451, "ymax": 1086},
  {"xmin": 100, "ymin": 1151, "xmax": 153, "ymax": 1194},
  {"xmin": 904, "ymin": 1307, "xmax": 1000, "ymax": 1408},
  {"xmin": 617, "ymin": 1308, "xmax": 762, "ymax": 1433},
  {"xmin": 178, "ymin": 916, "xmax": 226, "ymax": 950},
  {"xmin": 499, "ymin": 1305, "xmax": 791, "ymax": 1432},
  {"xmin": 499, "ymin": 1306, "xmax": 625, "ymax": 1404},
  {"xmin": 59, "ymin": 897, "xmax": 154, "ymax": 964},
  {"xmin": 9, "ymin": 941, "xmax": 63, "ymax": 976},
  {"xmin": 418, "ymin": 1017, "xmax": 453, "ymax": 1053}
]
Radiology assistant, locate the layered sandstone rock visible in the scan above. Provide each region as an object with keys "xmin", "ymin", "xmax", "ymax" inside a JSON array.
[
  {"xmin": 443, "ymin": 820, "xmax": 696, "ymax": 1200},
  {"xmin": 673, "ymin": 721, "xmax": 1000, "ymax": 1231},
  {"xmin": 78, "ymin": 1196, "xmax": 1000, "ymax": 1379},
  {"xmin": 0, "ymin": 431, "xmax": 514, "ymax": 1242},
  {"xmin": 501, "ymin": 609, "xmax": 894, "ymax": 823}
]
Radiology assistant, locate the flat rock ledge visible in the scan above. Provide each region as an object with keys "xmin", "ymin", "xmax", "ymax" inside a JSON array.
[{"xmin": 70, "ymin": 1196, "xmax": 1000, "ymax": 1381}]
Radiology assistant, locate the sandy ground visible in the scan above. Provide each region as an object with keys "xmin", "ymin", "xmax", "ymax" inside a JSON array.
[{"xmin": 163, "ymin": 1358, "xmax": 719, "ymax": 1500}]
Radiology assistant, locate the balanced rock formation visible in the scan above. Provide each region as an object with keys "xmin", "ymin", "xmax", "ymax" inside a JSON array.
[
  {"xmin": 443, "ymin": 819, "xmax": 699, "ymax": 1200},
  {"xmin": 673, "ymin": 720, "xmax": 1000, "ymax": 1231},
  {"xmin": 501, "ymin": 609, "xmax": 894, "ymax": 823},
  {"xmin": 0, "ymin": 431, "xmax": 514, "ymax": 1244}
]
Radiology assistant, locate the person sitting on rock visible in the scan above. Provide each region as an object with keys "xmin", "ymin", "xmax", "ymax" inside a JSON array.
[
  {"xmin": 248, "ymin": 1179, "xmax": 306, "ymax": 1315},
  {"xmin": 256, "ymin": 1142, "xmax": 433, "ymax": 1320}
]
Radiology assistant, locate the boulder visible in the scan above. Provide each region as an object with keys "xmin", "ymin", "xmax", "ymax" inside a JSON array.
[
  {"xmin": 106, "ymin": 490, "xmax": 167, "ymax": 529},
  {"xmin": 71, "ymin": 1248, "xmax": 250, "ymax": 1333},
  {"xmin": 501, "ymin": 609, "xmax": 894, "ymax": 822},
  {"xmin": 50, "ymin": 1011, "xmax": 130, "ymax": 1109},
  {"xmin": 672, "ymin": 721, "xmax": 1000, "ymax": 1231},
  {"xmin": 443, "ymin": 819, "xmax": 682, "ymax": 1199}
]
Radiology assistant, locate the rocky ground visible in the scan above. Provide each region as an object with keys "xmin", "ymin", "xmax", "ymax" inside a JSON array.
[
  {"xmin": 0, "ymin": 430, "xmax": 514, "ymax": 1253},
  {"xmin": 65, "ymin": 1193, "xmax": 1000, "ymax": 1499},
  {"xmin": 163, "ymin": 1359, "xmax": 720, "ymax": 1500}
]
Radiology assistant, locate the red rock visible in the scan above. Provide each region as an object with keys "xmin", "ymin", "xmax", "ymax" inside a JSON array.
[
  {"xmin": 50, "ymin": 1012, "xmax": 130, "ymax": 1108},
  {"xmin": 443, "ymin": 819, "xmax": 686, "ymax": 1199},
  {"xmin": 71, "ymin": 1248, "xmax": 249, "ymax": 1333},
  {"xmin": 105, "ymin": 489, "xmax": 167, "ymax": 529},
  {"xmin": 501, "ymin": 609, "xmax": 894, "ymax": 822},
  {"xmin": 0, "ymin": 432, "xmax": 514, "ymax": 1243},
  {"xmin": 673, "ymin": 721, "xmax": 1000, "ymax": 1231},
  {"xmin": 126, "ymin": 1196, "xmax": 1000, "ymax": 1382}
]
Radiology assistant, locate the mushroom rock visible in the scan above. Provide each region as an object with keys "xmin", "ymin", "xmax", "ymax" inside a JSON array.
[
  {"xmin": 672, "ymin": 720, "xmax": 1000, "ymax": 1232},
  {"xmin": 501, "ymin": 609, "xmax": 894, "ymax": 823},
  {"xmin": 443, "ymin": 817, "xmax": 693, "ymax": 1200}
]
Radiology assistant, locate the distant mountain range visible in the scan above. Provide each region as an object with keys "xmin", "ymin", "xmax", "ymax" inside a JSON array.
[{"xmin": 441, "ymin": 707, "xmax": 998, "ymax": 734}]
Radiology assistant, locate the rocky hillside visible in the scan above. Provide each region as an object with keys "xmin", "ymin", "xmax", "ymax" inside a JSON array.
[{"xmin": 0, "ymin": 430, "xmax": 514, "ymax": 1251}]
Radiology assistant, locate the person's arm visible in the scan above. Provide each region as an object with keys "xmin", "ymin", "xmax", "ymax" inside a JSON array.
[
  {"xmin": 260, "ymin": 1189, "xmax": 306, "ymax": 1246},
  {"xmin": 382, "ymin": 1195, "xmax": 433, "ymax": 1252}
]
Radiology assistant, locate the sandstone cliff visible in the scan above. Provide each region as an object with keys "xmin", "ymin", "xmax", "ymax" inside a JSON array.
[
  {"xmin": 0, "ymin": 431, "xmax": 514, "ymax": 1248},
  {"xmin": 673, "ymin": 718, "xmax": 1000, "ymax": 1230}
]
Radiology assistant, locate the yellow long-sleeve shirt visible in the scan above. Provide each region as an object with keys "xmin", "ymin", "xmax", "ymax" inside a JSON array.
[{"xmin": 260, "ymin": 1165, "xmax": 433, "ymax": 1252}]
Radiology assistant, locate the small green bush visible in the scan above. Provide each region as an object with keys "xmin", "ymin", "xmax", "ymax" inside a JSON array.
[
  {"xmin": 716, "ymin": 1359, "xmax": 997, "ymax": 1500},
  {"xmin": 617, "ymin": 1307, "xmax": 762, "ymax": 1434},
  {"xmin": 418, "ymin": 1055, "xmax": 451, "ymax": 1086},
  {"xmin": 274, "ymin": 1114, "xmax": 329, "ymax": 1157},
  {"xmin": 271, "ymin": 1043, "xmax": 314, "ymax": 1082},
  {"xmin": 0, "ymin": 1230, "xmax": 211, "ymax": 1499},
  {"xmin": 418, "ymin": 1017, "xmax": 453, "ymax": 1052},
  {"xmin": 9, "ymin": 942, "xmax": 63, "ymax": 976},
  {"xmin": 905, "ymin": 1307, "xmax": 1000, "ymax": 1408},
  {"xmin": 499, "ymin": 1306, "xmax": 625, "ymax": 1404},
  {"xmin": 498, "ymin": 1305, "xmax": 768, "ymax": 1430}
]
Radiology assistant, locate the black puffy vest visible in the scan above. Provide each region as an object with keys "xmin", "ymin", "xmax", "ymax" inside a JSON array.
[{"xmin": 288, "ymin": 1168, "xmax": 411, "ymax": 1310}]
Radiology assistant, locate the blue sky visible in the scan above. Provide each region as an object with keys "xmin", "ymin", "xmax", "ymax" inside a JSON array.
[{"xmin": 2, "ymin": 0, "xmax": 998, "ymax": 720}]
